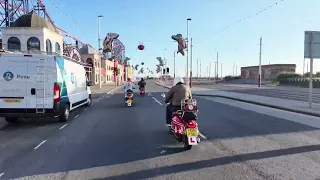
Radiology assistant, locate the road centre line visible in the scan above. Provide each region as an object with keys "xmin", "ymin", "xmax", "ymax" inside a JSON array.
[
  {"xmin": 34, "ymin": 140, "xmax": 47, "ymax": 150},
  {"xmin": 59, "ymin": 124, "xmax": 68, "ymax": 130},
  {"xmin": 152, "ymin": 97, "xmax": 163, "ymax": 105}
]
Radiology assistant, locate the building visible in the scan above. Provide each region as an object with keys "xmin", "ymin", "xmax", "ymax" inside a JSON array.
[
  {"xmin": 2, "ymin": 11, "xmax": 63, "ymax": 55},
  {"xmin": 1, "ymin": 10, "xmax": 132, "ymax": 85},
  {"xmin": 241, "ymin": 64, "xmax": 296, "ymax": 80}
]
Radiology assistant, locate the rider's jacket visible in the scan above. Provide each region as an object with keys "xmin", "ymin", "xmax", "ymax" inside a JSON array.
[
  {"xmin": 124, "ymin": 81, "xmax": 135, "ymax": 92},
  {"xmin": 165, "ymin": 83, "xmax": 192, "ymax": 106}
]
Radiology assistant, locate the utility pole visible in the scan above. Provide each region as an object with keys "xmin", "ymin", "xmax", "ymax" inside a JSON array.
[
  {"xmin": 209, "ymin": 62, "xmax": 211, "ymax": 80},
  {"xmin": 216, "ymin": 52, "xmax": 219, "ymax": 79},
  {"xmin": 186, "ymin": 18, "xmax": 192, "ymax": 87},
  {"xmin": 221, "ymin": 63, "xmax": 223, "ymax": 78},
  {"xmin": 259, "ymin": 37, "xmax": 262, "ymax": 87},
  {"xmin": 98, "ymin": 15, "xmax": 103, "ymax": 88},
  {"xmin": 173, "ymin": 51, "xmax": 176, "ymax": 78},
  {"xmin": 197, "ymin": 58, "xmax": 199, "ymax": 79},
  {"xmin": 200, "ymin": 59, "xmax": 202, "ymax": 78},
  {"xmin": 233, "ymin": 62, "xmax": 235, "ymax": 76},
  {"xmin": 190, "ymin": 37, "xmax": 193, "ymax": 88}
]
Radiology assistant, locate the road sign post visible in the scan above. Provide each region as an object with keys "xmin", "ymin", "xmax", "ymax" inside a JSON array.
[{"xmin": 304, "ymin": 31, "xmax": 320, "ymax": 108}]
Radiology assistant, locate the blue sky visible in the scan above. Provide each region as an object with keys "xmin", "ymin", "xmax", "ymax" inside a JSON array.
[{"xmin": 45, "ymin": 0, "xmax": 320, "ymax": 77}]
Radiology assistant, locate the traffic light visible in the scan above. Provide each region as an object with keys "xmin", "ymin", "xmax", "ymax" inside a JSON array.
[{"xmin": 166, "ymin": 67, "xmax": 169, "ymax": 74}]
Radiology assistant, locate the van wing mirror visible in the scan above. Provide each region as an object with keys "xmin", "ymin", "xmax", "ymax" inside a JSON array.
[{"xmin": 87, "ymin": 81, "xmax": 93, "ymax": 86}]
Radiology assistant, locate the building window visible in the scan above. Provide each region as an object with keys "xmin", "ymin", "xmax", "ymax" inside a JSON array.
[
  {"xmin": 27, "ymin": 37, "xmax": 40, "ymax": 51},
  {"xmin": 7, "ymin": 37, "xmax": 21, "ymax": 50},
  {"xmin": 55, "ymin": 42, "xmax": 60, "ymax": 54},
  {"xmin": 46, "ymin": 39, "xmax": 52, "ymax": 53}
]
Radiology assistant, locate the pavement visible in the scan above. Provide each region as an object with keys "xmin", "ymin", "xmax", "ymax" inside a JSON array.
[{"xmin": 0, "ymin": 80, "xmax": 320, "ymax": 179}]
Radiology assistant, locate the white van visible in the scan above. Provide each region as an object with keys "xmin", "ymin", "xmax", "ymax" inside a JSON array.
[{"xmin": 0, "ymin": 51, "xmax": 93, "ymax": 123}]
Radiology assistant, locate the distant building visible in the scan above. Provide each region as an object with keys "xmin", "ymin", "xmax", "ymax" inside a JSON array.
[{"xmin": 241, "ymin": 64, "xmax": 296, "ymax": 80}]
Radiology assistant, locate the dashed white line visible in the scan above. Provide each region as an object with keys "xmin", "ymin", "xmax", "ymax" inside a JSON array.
[
  {"xmin": 152, "ymin": 97, "xmax": 163, "ymax": 105},
  {"xmin": 74, "ymin": 114, "xmax": 79, "ymax": 119},
  {"xmin": 59, "ymin": 124, "xmax": 68, "ymax": 130},
  {"xmin": 0, "ymin": 172, "xmax": 4, "ymax": 178},
  {"xmin": 199, "ymin": 132, "xmax": 207, "ymax": 140},
  {"xmin": 84, "ymin": 108, "xmax": 88, "ymax": 111},
  {"xmin": 34, "ymin": 140, "xmax": 47, "ymax": 150}
]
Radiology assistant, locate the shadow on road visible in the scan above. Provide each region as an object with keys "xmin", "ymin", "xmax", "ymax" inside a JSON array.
[{"xmin": 94, "ymin": 144, "xmax": 320, "ymax": 180}]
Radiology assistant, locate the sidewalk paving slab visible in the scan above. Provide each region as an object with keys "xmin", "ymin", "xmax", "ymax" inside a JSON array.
[{"xmin": 155, "ymin": 81, "xmax": 320, "ymax": 117}]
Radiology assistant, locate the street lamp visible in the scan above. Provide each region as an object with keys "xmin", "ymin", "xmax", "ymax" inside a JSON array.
[
  {"xmin": 174, "ymin": 50, "xmax": 177, "ymax": 78},
  {"xmin": 98, "ymin": 15, "xmax": 103, "ymax": 89},
  {"xmin": 164, "ymin": 48, "xmax": 167, "ymax": 80},
  {"xmin": 186, "ymin": 18, "xmax": 191, "ymax": 87}
]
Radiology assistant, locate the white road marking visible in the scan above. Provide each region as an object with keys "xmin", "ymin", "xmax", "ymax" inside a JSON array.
[
  {"xmin": 84, "ymin": 108, "xmax": 88, "ymax": 111},
  {"xmin": 160, "ymin": 150, "xmax": 166, "ymax": 154},
  {"xmin": 59, "ymin": 124, "xmax": 68, "ymax": 130},
  {"xmin": 34, "ymin": 140, "xmax": 47, "ymax": 150},
  {"xmin": 107, "ymin": 87, "xmax": 120, "ymax": 94},
  {"xmin": 0, "ymin": 172, "xmax": 4, "ymax": 178},
  {"xmin": 199, "ymin": 132, "xmax": 207, "ymax": 139},
  {"xmin": 152, "ymin": 97, "xmax": 163, "ymax": 105},
  {"xmin": 148, "ymin": 93, "xmax": 151, "ymax": 96},
  {"xmin": 74, "ymin": 114, "xmax": 79, "ymax": 119}
]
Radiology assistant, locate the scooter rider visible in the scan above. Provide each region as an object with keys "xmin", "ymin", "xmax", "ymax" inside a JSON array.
[
  {"xmin": 138, "ymin": 78, "xmax": 146, "ymax": 91},
  {"xmin": 164, "ymin": 76, "xmax": 192, "ymax": 126},
  {"xmin": 124, "ymin": 78, "xmax": 135, "ymax": 99}
]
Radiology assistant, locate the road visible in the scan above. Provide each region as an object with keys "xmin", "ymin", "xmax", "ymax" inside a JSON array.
[{"xmin": 0, "ymin": 80, "xmax": 320, "ymax": 179}]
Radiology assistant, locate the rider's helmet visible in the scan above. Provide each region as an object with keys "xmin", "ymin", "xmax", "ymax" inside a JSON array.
[
  {"xmin": 127, "ymin": 78, "xmax": 132, "ymax": 82},
  {"xmin": 141, "ymin": 78, "xmax": 144, "ymax": 81},
  {"xmin": 173, "ymin": 76, "xmax": 184, "ymax": 86}
]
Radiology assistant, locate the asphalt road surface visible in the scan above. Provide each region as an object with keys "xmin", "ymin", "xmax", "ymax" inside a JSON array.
[{"xmin": 0, "ymin": 80, "xmax": 320, "ymax": 179}]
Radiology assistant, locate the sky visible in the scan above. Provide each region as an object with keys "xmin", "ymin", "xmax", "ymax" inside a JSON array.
[{"xmin": 44, "ymin": 0, "xmax": 320, "ymax": 77}]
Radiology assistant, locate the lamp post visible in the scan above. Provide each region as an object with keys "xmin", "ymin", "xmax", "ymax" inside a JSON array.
[
  {"xmin": 98, "ymin": 15, "xmax": 103, "ymax": 89},
  {"xmin": 164, "ymin": 48, "xmax": 167, "ymax": 80},
  {"xmin": 174, "ymin": 50, "xmax": 177, "ymax": 78},
  {"xmin": 186, "ymin": 18, "xmax": 191, "ymax": 87}
]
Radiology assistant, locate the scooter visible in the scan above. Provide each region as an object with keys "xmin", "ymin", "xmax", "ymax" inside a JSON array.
[
  {"xmin": 161, "ymin": 93, "xmax": 200, "ymax": 150},
  {"xmin": 140, "ymin": 87, "xmax": 145, "ymax": 96},
  {"xmin": 125, "ymin": 91, "xmax": 134, "ymax": 107}
]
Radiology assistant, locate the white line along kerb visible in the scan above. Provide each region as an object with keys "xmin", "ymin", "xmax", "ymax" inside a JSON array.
[
  {"xmin": 199, "ymin": 132, "xmax": 207, "ymax": 140},
  {"xmin": 152, "ymin": 97, "xmax": 163, "ymax": 105},
  {"xmin": 74, "ymin": 114, "xmax": 79, "ymax": 119},
  {"xmin": 34, "ymin": 140, "xmax": 47, "ymax": 150}
]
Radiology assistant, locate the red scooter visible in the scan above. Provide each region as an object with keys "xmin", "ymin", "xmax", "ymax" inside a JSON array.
[
  {"xmin": 162, "ymin": 94, "xmax": 200, "ymax": 150},
  {"xmin": 139, "ymin": 87, "xmax": 145, "ymax": 96}
]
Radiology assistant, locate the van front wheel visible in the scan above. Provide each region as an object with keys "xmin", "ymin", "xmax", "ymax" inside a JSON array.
[
  {"xmin": 59, "ymin": 104, "xmax": 70, "ymax": 122},
  {"xmin": 5, "ymin": 117, "xmax": 19, "ymax": 124}
]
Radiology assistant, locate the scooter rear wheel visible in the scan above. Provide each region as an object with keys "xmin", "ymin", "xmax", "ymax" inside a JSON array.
[{"xmin": 183, "ymin": 136, "xmax": 192, "ymax": 150}]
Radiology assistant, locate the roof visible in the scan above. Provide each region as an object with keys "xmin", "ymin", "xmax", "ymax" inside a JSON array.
[
  {"xmin": 241, "ymin": 64, "xmax": 296, "ymax": 69},
  {"xmin": 11, "ymin": 10, "xmax": 56, "ymax": 32}
]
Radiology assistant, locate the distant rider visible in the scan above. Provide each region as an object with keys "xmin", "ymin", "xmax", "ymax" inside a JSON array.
[
  {"xmin": 164, "ymin": 76, "xmax": 192, "ymax": 126},
  {"xmin": 138, "ymin": 78, "xmax": 146, "ymax": 91},
  {"xmin": 124, "ymin": 78, "xmax": 135, "ymax": 93}
]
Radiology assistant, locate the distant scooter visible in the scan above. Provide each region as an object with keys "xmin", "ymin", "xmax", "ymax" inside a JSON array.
[
  {"xmin": 125, "ymin": 90, "xmax": 134, "ymax": 107},
  {"xmin": 139, "ymin": 87, "xmax": 145, "ymax": 96}
]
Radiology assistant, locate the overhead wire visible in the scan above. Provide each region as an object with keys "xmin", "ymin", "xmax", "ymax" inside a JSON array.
[
  {"xmin": 195, "ymin": 0, "xmax": 285, "ymax": 46},
  {"xmin": 46, "ymin": 0, "xmax": 86, "ymax": 36}
]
